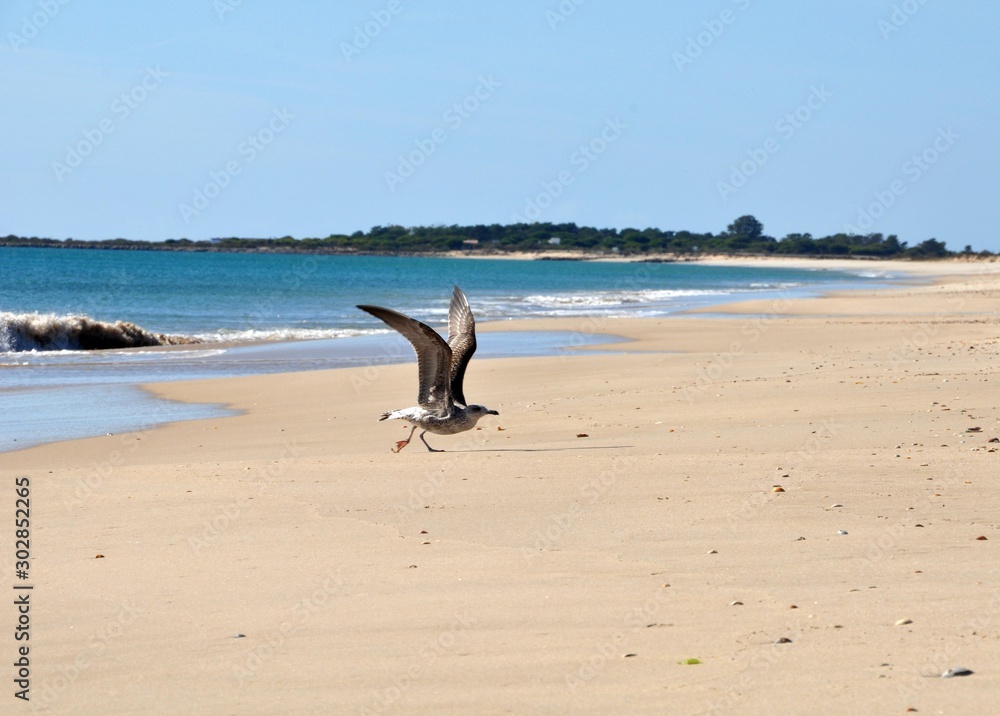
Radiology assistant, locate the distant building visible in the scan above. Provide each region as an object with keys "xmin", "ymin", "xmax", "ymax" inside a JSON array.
[{"xmin": 548, "ymin": 236, "xmax": 561, "ymax": 245}]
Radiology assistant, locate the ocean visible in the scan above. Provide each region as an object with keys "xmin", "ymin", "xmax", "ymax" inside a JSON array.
[{"xmin": 1, "ymin": 246, "xmax": 896, "ymax": 451}]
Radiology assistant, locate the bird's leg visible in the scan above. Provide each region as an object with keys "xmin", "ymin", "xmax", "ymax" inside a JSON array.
[
  {"xmin": 419, "ymin": 431, "xmax": 444, "ymax": 453},
  {"xmin": 393, "ymin": 425, "xmax": 418, "ymax": 453}
]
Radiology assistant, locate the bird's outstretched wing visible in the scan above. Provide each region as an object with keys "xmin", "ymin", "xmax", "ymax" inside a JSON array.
[
  {"xmin": 446, "ymin": 286, "xmax": 477, "ymax": 407},
  {"xmin": 357, "ymin": 305, "xmax": 452, "ymax": 412}
]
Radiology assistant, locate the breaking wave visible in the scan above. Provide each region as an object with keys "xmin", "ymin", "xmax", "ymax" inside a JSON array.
[
  {"xmin": 513, "ymin": 288, "xmax": 731, "ymax": 315},
  {"xmin": 532, "ymin": 288, "xmax": 730, "ymax": 305},
  {"xmin": 0, "ymin": 312, "xmax": 197, "ymax": 352}
]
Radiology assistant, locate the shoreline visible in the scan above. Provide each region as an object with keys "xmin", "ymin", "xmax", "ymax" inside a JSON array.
[
  {"xmin": 11, "ymin": 263, "xmax": 995, "ymax": 462},
  {"xmin": 5, "ymin": 255, "xmax": 984, "ymax": 353},
  {"xmin": 2, "ymin": 254, "xmax": 918, "ymax": 354},
  {"xmin": 4, "ymin": 265, "xmax": 999, "ymax": 714},
  {"xmin": 3, "ymin": 260, "xmax": 957, "ymax": 454},
  {"xmin": 6, "ymin": 259, "xmax": 998, "ymax": 454}
]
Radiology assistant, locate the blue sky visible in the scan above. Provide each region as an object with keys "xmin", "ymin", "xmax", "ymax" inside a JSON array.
[{"xmin": 3, "ymin": 1, "xmax": 997, "ymax": 251}]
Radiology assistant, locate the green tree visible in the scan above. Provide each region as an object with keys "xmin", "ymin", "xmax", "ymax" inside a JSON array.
[
  {"xmin": 776, "ymin": 233, "xmax": 814, "ymax": 254},
  {"xmin": 907, "ymin": 238, "xmax": 949, "ymax": 258},
  {"xmin": 726, "ymin": 215, "xmax": 763, "ymax": 242}
]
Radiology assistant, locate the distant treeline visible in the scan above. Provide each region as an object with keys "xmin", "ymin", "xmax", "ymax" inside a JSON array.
[{"xmin": 1, "ymin": 216, "xmax": 992, "ymax": 258}]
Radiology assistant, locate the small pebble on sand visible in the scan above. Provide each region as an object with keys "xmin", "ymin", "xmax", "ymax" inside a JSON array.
[{"xmin": 941, "ymin": 667, "xmax": 973, "ymax": 678}]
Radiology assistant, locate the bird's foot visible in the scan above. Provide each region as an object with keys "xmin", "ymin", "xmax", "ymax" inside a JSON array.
[
  {"xmin": 419, "ymin": 432, "xmax": 444, "ymax": 452},
  {"xmin": 392, "ymin": 439, "xmax": 410, "ymax": 453}
]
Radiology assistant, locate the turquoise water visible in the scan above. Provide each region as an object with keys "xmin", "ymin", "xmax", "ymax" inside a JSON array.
[
  {"xmin": 0, "ymin": 247, "xmax": 893, "ymax": 342},
  {"xmin": 0, "ymin": 247, "xmax": 896, "ymax": 451}
]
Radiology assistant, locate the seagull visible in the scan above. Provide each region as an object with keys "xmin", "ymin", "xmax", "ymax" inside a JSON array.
[{"xmin": 357, "ymin": 286, "xmax": 499, "ymax": 453}]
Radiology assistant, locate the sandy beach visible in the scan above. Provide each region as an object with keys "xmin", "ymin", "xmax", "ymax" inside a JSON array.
[{"xmin": 3, "ymin": 259, "xmax": 999, "ymax": 714}]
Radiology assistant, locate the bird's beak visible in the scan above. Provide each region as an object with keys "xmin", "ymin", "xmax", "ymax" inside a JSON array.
[{"xmin": 488, "ymin": 410, "xmax": 499, "ymax": 416}]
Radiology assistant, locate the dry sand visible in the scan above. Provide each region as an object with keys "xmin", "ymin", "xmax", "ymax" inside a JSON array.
[{"xmin": 3, "ymin": 261, "xmax": 1000, "ymax": 714}]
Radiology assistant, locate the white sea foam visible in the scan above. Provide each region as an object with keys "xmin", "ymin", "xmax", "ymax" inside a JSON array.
[
  {"xmin": 517, "ymin": 288, "xmax": 730, "ymax": 313},
  {"xmin": 850, "ymin": 270, "xmax": 895, "ymax": 279},
  {"xmin": 189, "ymin": 327, "xmax": 374, "ymax": 343},
  {"xmin": 529, "ymin": 289, "xmax": 728, "ymax": 305}
]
